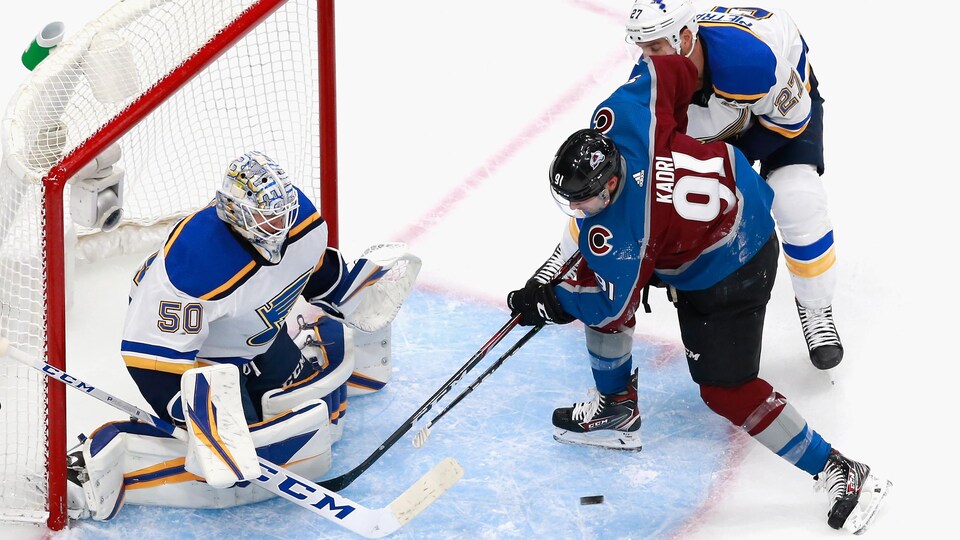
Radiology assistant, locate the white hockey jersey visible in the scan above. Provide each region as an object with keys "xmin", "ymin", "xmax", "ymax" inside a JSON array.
[
  {"xmin": 685, "ymin": 6, "xmax": 814, "ymax": 142},
  {"xmin": 120, "ymin": 188, "xmax": 331, "ymax": 377}
]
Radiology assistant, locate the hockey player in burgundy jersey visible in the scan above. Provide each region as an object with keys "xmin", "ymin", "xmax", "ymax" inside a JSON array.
[
  {"xmin": 626, "ymin": 0, "xmax": 843, "ymax": 370},
  {"xmin": 507, "ymin": 54, "xmax": 889, "ymax": 534}
]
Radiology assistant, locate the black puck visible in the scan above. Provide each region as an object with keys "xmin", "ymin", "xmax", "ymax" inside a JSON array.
[{"xmin": 579, "ymin": 495, "xmax": 604, "ymax": 505}]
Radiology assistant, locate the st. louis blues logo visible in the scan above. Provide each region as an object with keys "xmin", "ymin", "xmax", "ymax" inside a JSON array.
[{"xmin": 588, "ymin": 225, "xmax": 613, "ymax": 256}]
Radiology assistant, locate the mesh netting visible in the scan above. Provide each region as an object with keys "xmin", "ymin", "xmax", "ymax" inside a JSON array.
[{"xmin": 0, "ymin": 0, "xmax": 321, "ymax": 523}]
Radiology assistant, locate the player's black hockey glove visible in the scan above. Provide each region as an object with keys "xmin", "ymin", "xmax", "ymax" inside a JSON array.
[{"xmin": 507, "ymin": 280, "xmax": 575, "ymax": 326}]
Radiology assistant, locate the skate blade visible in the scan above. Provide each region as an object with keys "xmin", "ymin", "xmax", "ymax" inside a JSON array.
[
  {"xmin": 845, "ymin": 475, "xmax": 892, "ymax": 535},
  {"xmin": 553, "ymin": 428, "xmax": 642, "ymax": 452}
]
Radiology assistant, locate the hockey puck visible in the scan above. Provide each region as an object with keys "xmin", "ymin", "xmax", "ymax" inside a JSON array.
[{"xmin": 579, "ymin": 495, "xmax": 604, "ymax": 505}]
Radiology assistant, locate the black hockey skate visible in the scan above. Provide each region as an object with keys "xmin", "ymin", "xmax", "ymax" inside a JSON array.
[
  {"xmin": 552, "ymin": 369, "xmax": 642, "ymax": 451},
  {"xmin": 67, "ymin": 449, "xmax": 87, "ymax": 486},
  {"xmin": 814, "ymin": 449, "xmax": 892, "ymax": 534},
  {"xmin": 796, "ymin": 299, "xmax": 843, "ymax": 370},
  {"xmin": 66, "ymin": 449, "xmax": 92, "ymax": 520}
]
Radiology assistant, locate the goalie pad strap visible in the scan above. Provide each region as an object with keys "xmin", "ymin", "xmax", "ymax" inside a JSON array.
[{"xmin": 263, "ymin": 326, "xmax": 355, "ymax": 419}]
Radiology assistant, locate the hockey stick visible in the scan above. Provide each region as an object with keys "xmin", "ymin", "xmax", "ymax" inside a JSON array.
[
  {"xmin": 411, "ymin": 324, "xmax": 544, "ymax": 448},
  {"xmin": 0, "ymin": 338, "xmax": 461, "ymax": 539},
  {"xmin": 317, "ymin": 249, "xmax": 582, "ymax": 492}
]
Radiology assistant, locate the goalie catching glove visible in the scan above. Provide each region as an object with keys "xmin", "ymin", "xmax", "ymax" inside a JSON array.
[
  {"xmin": 310, "ymin": 242, "xmax": 421, "ymax": 333},
  {"xmin": 507, "ymin": 280, "xmax": 575, "ymax": 326}
]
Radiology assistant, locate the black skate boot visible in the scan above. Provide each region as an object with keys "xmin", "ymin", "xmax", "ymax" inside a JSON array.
[
  {"xmin": 814, "ymin": 449, "xmax": 892, "ymax": 534},
  {"xmin": 552, "ymin": 369, "xmax": 641, "ymax": 451},
  {"xmin": 67, "ymin": 449, "xmax": 87, "ymax": 486},
  {"xmin": 796, "ymin": 299, "xmax": 843, "ymax": 370},
  {"xmin": 66, "ymin": 449, "xmax": 91, "ymax": 519}
]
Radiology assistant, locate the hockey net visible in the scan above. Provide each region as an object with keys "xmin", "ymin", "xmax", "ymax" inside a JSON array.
[{"xmin": 0, "ymin": 0, "xmax": 336, "ymax": 529}]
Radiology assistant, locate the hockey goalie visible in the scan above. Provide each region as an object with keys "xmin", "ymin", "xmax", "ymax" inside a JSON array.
[{"xmin": 65, "ymin": 151, "xmax": 421, "ymax": 520}]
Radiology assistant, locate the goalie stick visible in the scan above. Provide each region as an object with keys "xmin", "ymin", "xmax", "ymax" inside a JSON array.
[
  {"xmin": 0, "ymin": 338, "xmax": 462, "ymax": 539},
  {"xmin": 317, "ymin": 249, "xmax": 582, "ymax": 492}
]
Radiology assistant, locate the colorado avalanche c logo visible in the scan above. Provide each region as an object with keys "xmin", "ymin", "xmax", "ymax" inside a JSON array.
[
  {"xmin": 588, "ymin": 225, "xmax": 613, "ymax": 256},
  {"xmin": 592, "ymin": 107, "xmax": 614, "ymax": 134}
]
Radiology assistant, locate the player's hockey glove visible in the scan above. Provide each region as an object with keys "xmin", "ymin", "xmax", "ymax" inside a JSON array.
[{"xmin": 507, "ymin": 280, "xmax": 575, "ymax": 327}]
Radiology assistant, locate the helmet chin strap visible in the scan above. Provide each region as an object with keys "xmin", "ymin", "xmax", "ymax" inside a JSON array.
[{"xmin": 679, "ymin": 33, "xmax": 698, "ymax": 58}]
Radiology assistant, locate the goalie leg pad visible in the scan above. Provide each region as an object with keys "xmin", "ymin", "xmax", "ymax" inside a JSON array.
[
  {"xmin": 74, "ymin": 400, "xmax": 333, "ymax": 512},
  {"xmin": 79, "ymin": 431, "xmax": 127, "ymax": 521},
  {"xmin": 182, "ymin": 364, "xmax": 260, "ymax": 488},
  {"xmin": 346, "ymin": 324, "xmax": 392, "ymax": 396}
]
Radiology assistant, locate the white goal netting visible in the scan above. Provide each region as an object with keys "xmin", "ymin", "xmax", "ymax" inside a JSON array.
[{"xmin": 0, "ymin": 0, "xmax": 324, "ymax": 525}]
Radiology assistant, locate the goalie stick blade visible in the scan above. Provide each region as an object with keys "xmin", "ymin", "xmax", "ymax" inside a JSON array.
[
  {"xmin": 388, "ymin": 457, "xmax": 464, "ymax": 527},
  {"xmin": 256, "ymin": 457, "xmax": 463, "ymax": 539}
]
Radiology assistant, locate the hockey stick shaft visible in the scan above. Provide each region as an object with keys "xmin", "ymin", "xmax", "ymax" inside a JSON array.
[
  {"xmin": 319, "ymin": 249, "xmax": 582, "ymax": 491},
  {"xmin": 414, "ymin": 324, "xmax": 543, "ymax": 445},
  {"xmin": 319, "ymin": 312, "xmax": 520, "ymax": 491},
  {"xmin": 0, "ymin": 338, "xmax": 461, "ymax": 539}
]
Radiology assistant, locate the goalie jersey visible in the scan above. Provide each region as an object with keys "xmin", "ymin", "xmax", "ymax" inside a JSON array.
[
  {"xmin": 120, "ymin": 187, "xmax": 345, "ymax": 421},
  {"xmin": 555, "ymin": 54, "xmax": 775, "ymax": 331}
]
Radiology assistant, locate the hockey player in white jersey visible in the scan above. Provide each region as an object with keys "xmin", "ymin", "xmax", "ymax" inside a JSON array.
[
  {"xmin": 66, "ymin": 150, "xmax": 420, "ymax": 520},
  {"xmin": 625, "ymin": 1, "xmax": 843, "ymax": 370}
]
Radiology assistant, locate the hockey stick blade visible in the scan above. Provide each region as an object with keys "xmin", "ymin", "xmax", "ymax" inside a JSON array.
[{"xmin": 0, "ymin": 337, "xmax": 462, "ymax": 538}]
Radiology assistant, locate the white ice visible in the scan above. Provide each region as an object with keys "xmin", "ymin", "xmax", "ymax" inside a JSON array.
[{"xmin": 1, "ymin": 1, "xmax": 955, "ymax": 539}]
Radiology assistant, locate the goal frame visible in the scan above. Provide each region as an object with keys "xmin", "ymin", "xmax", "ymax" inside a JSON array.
[{"xmin": 32, "ymin": 0, "xmax": 339, "ymax": 529}]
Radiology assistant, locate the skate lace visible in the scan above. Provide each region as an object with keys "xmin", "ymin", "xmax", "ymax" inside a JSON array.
[
  {"xmin": 814, "ymin": 458, "xmax": 847, "ymax": 504},
  {"xmin": 571, "ymin": 390, "xmax": 604, "ymax": 421},
  {"xmin": 798, "ymin": 304, "xmax": 840, "ymax": 348}
]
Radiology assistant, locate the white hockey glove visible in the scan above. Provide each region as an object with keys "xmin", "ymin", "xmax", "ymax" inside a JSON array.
[
  {"xmin": 310, "ymin": 242, "xmax": 421, "ymax": 333},
  {"xmin": 181, "ymin": 364, "xmax": 260, "ymax": 489}
]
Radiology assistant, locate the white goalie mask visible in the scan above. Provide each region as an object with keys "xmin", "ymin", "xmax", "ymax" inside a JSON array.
[
  {"xmin": 625, "ymin": 0, "xmax": 699, "ymax": 55},
  {"xmin": 215, "ymin": 150, "xmax": 299, "ymax": 263}
]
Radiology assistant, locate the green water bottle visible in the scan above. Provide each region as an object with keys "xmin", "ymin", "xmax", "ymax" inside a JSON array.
[{"xmin": 22, "ymin": 21, "xmax": 65, "ymax": 71}]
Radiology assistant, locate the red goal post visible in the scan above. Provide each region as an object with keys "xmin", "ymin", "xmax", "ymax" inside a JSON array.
[{"xmin": 0, "ymin": 0, "xmax": 338, "ymax": 530}]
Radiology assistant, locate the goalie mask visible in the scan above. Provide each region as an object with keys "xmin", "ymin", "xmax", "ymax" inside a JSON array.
[
  {"xmin": 548, "ymin": 129, "xmax": 625, "ymax": 218},
  {"xmin": 216, "ymin": 150, "xmax": 299, "ymax": 263},
  {"xmin": 625, "ymin": 0, "xmax": 698, "ymax": 55}
]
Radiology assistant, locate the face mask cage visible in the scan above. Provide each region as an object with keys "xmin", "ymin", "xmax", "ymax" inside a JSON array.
[
  {"xmin": 216, "ymin": 152, "xmax": 300, "ymax": 249},
  {"xmin": 231, "ymin": 195, "xmax": 299, "ymax": 242}
]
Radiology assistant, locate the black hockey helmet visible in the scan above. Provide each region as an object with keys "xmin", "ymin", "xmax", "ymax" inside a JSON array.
[{"xmin": 548, "ymin": 128, "xmax": 623, "ymax": 202}]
